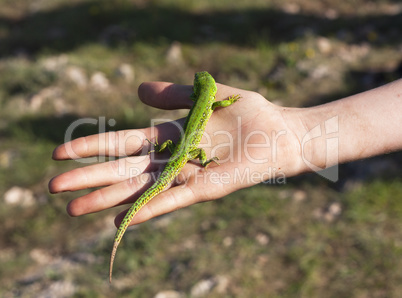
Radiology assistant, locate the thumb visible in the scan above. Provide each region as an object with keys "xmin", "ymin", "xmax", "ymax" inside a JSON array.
[{"xmin": 138, "ymin": 82, "xmax": 193, "ymax": 110}]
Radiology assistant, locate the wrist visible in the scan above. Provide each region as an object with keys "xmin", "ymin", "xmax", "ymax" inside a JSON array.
[{"xmin": 280, "ymin": 105, "xmax": 339, "ymax": 176}]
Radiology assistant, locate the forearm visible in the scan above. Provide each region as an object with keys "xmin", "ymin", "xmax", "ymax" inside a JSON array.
[{"xmin": 287, "ymin": 79, "xmax": 402, "ymax": 173}]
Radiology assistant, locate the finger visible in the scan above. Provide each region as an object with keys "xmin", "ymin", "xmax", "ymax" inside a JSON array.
[
  {"xmin": 66, "ymin": 172, "xmax": 157, "ymax": 216},
  {"xmin": 114, "ymin": 185, "xmax": 198, "ymax": 227},
  {"xmin": 215, "ymin": 83, "xmax": 246, "ymax": 101},
  {"xmin": 49, "ymin": 155, "xmax": 159, "ymax": 193},
  {"xmin": 52, "ymin": 129, "xmax": 148, "ymax": 160},
  {"xmin": 53, "ymin": 82, "xmax": 191, "ymax": 160},
  {"xmin": 66, "ymin": 163, "xmax": 199, "ymax": 218},
  {"xmin": 138, "ymin": 82, "xmax": 193, "ymax": 110},
  {"xmin": 52, "ymin": 118, "xmax": 185, "ymax": 160},
  {"xmin": 53, "ymin": 81, "xmax": 240, "ymax": 160},
  {"xmin": 114, "ymin": 169, "xmax": 232, "ymax": 227},
  {"xmin": 138, "ymin": 81, "xmax": 242, "ymax": 111}
]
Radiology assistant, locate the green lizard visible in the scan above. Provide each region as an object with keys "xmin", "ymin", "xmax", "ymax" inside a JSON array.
[{"xmin": 109, "ymin": 71, "xmax": 240, "ymax": 282}]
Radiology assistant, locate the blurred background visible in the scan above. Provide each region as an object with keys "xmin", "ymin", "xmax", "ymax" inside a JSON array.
[{"xmin": 1, "ymin": 0, "xmax": 402, "ymax": 297}]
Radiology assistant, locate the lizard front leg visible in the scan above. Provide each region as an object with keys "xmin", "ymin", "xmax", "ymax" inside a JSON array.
[{"xmin": 212, "ymin": 94, "xmax": 241, "ymax": 110}]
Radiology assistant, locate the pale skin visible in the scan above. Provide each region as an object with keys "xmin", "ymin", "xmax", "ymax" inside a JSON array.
[{"xmin": 49, "ymin": 78, "xmax": 402, "ymax": 227}]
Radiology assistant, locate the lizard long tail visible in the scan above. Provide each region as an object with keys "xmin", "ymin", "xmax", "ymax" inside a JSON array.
[{"xmin": 109, "ymin": 165, "xmax": 182, "ymax": 283}]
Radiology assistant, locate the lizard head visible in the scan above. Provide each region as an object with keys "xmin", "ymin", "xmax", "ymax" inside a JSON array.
[{"xmin": 193, "ymin": 71, "xmax": 217, "ymax": 95}]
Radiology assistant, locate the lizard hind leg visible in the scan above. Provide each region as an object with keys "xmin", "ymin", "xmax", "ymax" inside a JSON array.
[
  {"xmin": 202, "ymin": 156, "xmax": 220, "ymax": 169},
  {"xmin": 188, "ymin": 148, "xmax": 220, "ymax": 169},
  {"xmin": 146, "ymin": 137, "xmax": 175, "ymax": 154}
]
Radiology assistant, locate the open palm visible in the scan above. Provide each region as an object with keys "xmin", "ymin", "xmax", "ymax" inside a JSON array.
[{"xmin": 49, "ymin": 81, "xmax": 302, "ymax": 227}]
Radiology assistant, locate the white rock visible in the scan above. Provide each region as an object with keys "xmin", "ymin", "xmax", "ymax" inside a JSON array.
[
  {"xmin": 222, "ymin": 236, "xmax": 233, "ymax": 247},
  {"xmin": 30, "ymin": 248, "xmax": 53, "ymax": 264},
  {"xmin": 323, "ymin": 202, "xmax": 342, "ymax": 222},
  {"xmin": 278, "ymin": 190, "xmax": 291, "ymax": 200},
  {"xmin": 328, "ymin": 202, "xmax": 342, "ymax": 217},
  {"xmin": 214, "ymin": 275, "xmax": 230, "ymax": 294},
  {"xmin": 90, "ymin": 71, "xmax": 110, "ymax": 92},
  {"xmin": 64, "ymin": 66, "xmax": 87, "ymax": 88},
  {"xmin": 310, "ymin": 65, "xmax": 330, "ymax": 80},
  {"xmin": 53, "ymin": 97, "xmax": 70, "ymax": 115},
  {"xmin": 313, "ymin": 202, "xmax": 342, "ymax": 223},
  {"xmin": 317, "ymin": 37, "xmax": 332, "ymax": 54},
  {"xmin": 255, "ymin": 233, "xmax": 270, "ymax": 245},
  {"xmin": 30, "ymin": 94, "xmax": 44, "ymax": 111},
  {"xmin": 69, "ymin": 252, "xmax": 97, "ymax": 264},
  {"xmin": 182, "ymin": 238, "xmax": 196, "ymax": 250},
  {"xmin": 4, "ymin": 186, "xmax": 35, "ymax": 207},
  {"xmin": 190, "ymin": 278, "xmax": 216, "ymax": 297},
  {"xmin": 154, "ymin": 290, "xmax": 184, "ymax": 298},
  {"xmin": 116, "ymin": 63, "xmax": 134, "ymax": 82},
  {"xmin": 29, "ymin": 87, "xmax": 61, "ymax": 111},
  {"xmin": 313, "ymin": 208, "xmax": 323, "ymax": 220},
  {"xmin": 325, "ymin": 9, "xmax": 339, "ymax": 20},
  {"xmin": 292, "ymin": 189, "xmax": 307, "ymax": 202},
  {"xmin": 0, "ymin": 248, "xmax": 16, "ymax": 260},
  {"xmin": 283, "ymin": 3, "xmax": 300, "ymax": 14},
  {"xmin": 38, "ymin": 280, "xmax": 76, "ymax": 298},
  {"xmin": 166, "ymin": 41, "xmax": 183, "ymax": 65},
  {"xmin": 41, "ymin": 55, "xmax": 68, "ymax": 72},
  {"xmin": 0, "ymin": 150, "xmax": 13, "ymax": 168},
  {"xmin": 338, "ymin": 43, "xmax": 370, "ymax": 62}
]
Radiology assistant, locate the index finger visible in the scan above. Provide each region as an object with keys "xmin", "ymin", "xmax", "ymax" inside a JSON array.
[
  {"xmin": 52, "ymin": 119, "xmax": 187, "ymax": 160},
  {"xmin": 52, "ymin": 129, "xmax": 148, "ymax": 160},
  {"xmin": 52, "ymin": 80, "xmax": 239, "ymax": 160},
  {"xmin": 52, "ymin": 82, "xmax": 189, "ymax": 160}
]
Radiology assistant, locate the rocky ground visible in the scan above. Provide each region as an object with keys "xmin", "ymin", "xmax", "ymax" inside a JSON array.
[{"xmin": 1, "ymin": 0, "xmax": 402, "ymax": 297}]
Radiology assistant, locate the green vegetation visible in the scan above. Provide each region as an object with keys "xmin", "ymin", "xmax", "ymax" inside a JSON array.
[{"xmin": 0, "ymin": 0, "xmax": 401, "ymax": 296}]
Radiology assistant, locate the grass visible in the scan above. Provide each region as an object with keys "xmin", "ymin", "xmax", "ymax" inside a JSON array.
[{"xmin": 0, "ymin": 0, "xmax": 401, "ymax": 296}]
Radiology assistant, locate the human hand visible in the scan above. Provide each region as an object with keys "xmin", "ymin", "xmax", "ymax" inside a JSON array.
[{"xmin": 49, "ymin": 80, "xmax": 304, "ymax": 227}]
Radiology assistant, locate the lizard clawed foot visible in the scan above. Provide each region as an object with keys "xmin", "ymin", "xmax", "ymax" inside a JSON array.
[
  {"xmin": 202, "ymin": 156, "xmax": 220, "ymax": 170},
  {"xmin": 228, "ymin": 94, "xmax": 241, "ymax": 103},
  {"xmin": 146, "ymin": 137, "xmax": 160, "ymax": 154}
]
